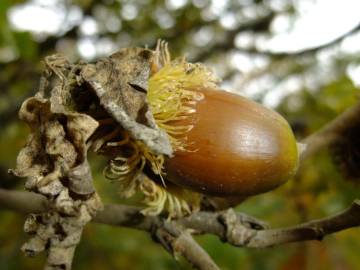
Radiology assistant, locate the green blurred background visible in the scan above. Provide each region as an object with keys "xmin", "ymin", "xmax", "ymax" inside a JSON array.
[{"xmin": 0, "ymin": 0, "xmax": 359, "ymax": 269}]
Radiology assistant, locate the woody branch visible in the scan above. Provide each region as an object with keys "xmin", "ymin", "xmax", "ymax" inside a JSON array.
[{"xmin": 1, "ymin": 189, "xmax": 359, "ymax": 267}]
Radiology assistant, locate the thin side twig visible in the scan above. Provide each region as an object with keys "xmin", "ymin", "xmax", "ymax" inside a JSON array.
[
  {"xmin": 152, "ymin": 221, "xmax": 220, "ymax": 270},
  {"xmin": 300, "ymin": 100, "xmax": 360, "ymax": 161}
]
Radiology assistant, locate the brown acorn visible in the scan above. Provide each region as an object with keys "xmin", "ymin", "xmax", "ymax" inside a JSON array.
[
  {"xmin": 102, "ymin": 43, "xmax": 300, "ymax": 216},
  {"xmin": 164, "ymin": 87, "xmax": 299, "ymax": 197}
]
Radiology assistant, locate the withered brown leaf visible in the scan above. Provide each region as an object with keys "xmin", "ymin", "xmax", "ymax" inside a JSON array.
[{"xmin": 81, "ymin": 48, "xmax": 173, "ymax": 156}]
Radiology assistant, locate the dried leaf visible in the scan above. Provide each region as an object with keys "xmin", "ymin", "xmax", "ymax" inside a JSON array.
[{"xmin": 81, "ymin": 48, "xmax": 173, "ymax": 156}]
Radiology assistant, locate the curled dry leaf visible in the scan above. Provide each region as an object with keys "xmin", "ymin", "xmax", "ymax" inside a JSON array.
[{"xmin": 81, "ymin": 48, "xmax": 173, "ymax": 156}]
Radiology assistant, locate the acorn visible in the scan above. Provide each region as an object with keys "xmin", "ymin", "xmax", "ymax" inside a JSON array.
[
  {"xmin": 102, "ymin": 41, "xmax": 300, "ymax": 216},
  {"xmin": 163, "ymin": 87, "xmax": 299, "ymax": 197}
]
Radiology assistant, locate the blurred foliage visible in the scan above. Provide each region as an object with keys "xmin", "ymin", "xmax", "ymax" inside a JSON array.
[{"xmin": 0, "ymin": 0, "xmax": 360, "ymax": 269}]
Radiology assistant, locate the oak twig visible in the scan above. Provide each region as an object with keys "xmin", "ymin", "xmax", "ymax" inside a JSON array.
[{"xmin": 1, "ymin": 189, "xmax": 359, "ymax": 250}]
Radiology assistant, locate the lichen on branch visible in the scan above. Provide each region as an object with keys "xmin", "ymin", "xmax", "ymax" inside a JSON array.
[{"xmin": 11, "ymin": 64, "xmax": 103, "ymax": 269}]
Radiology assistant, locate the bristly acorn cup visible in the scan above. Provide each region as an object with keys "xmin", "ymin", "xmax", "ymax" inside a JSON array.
[{"xmin": 100, "ymin": 41, "xmax": 300, "ymax": 218}]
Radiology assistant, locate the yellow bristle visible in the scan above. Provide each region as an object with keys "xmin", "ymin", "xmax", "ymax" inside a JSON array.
[
  {"xmin": 102, "ymin": 41, "xmax": 219, "ymax": 217},
  {"xmin": 148, "ymin": 59, "xmax": 219, "ymax": 151}
]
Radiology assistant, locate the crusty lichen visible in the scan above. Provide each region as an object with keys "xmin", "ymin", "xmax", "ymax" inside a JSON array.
[{"xmin": 13, "ymin": 93, "xmax": 103, "ymax": 269}]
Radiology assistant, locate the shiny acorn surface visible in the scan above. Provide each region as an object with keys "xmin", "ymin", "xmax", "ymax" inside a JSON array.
[{"xmin": 164, "ymin": 87, "xmax": 299, "ymax": 197}]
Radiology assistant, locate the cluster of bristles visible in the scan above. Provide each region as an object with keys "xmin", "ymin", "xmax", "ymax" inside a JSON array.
[{"xmin": 91, "ymin": 41, "xmax": 219, "ymax": 218}]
